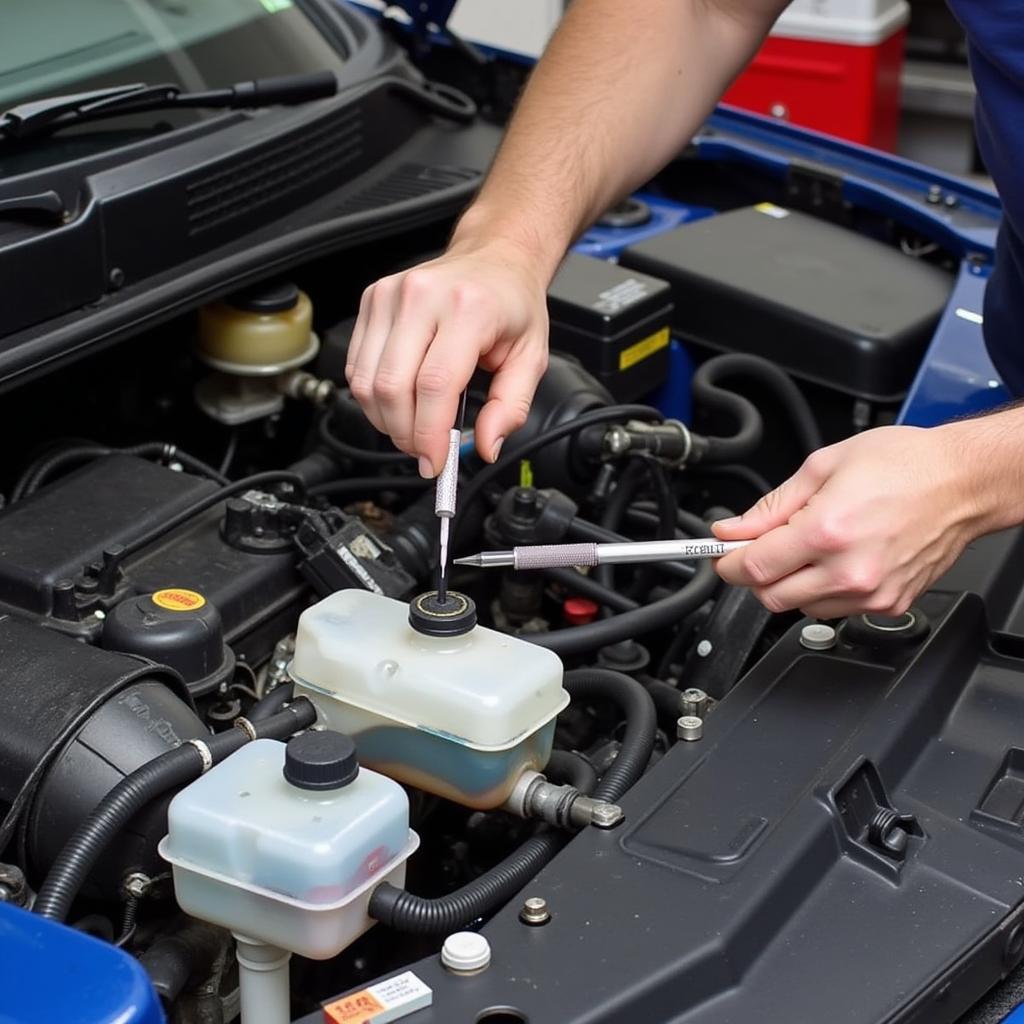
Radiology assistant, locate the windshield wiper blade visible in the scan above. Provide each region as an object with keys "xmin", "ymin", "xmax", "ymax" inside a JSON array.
[{"xmin": 0, "ymin": 71, "xmax": 337, "ymax": 142}]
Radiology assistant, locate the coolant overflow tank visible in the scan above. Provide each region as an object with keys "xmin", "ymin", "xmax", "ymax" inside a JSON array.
[
  {"xmin": 290, "ymin": 591, "xmax": 569, "ymax": 809},
  {"xmin": 159, "ymin": 734, "xmax": 417, "ymax": 960}
]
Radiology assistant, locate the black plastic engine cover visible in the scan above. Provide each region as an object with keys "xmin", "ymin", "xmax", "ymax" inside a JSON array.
[
  {"xmin": 312, "ymin": 591, "xmax": 1024, "ymax": 1024},
  {"xmin": 0, "ymin": 455, "xmax": 305, "ymax": 667},
  {"xmin": 619, "ymin": 205, "xmax": 952, "ymax": 403}
]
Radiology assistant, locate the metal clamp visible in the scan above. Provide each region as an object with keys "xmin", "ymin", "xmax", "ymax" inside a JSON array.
[{"xmin": 185, "ymin": 738, "xmax": 214, "ymax": 773}]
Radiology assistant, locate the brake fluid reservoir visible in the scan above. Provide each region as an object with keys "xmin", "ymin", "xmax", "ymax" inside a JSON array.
[
  {"xmin": 290, "ymin": 590, "xmax": 569, "ymax": 809},
  {"xmin": 159, "ymin": 733, "xmax": 417, "ymax": 960}
]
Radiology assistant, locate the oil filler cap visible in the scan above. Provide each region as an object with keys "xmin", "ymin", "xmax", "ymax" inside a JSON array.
[
  {"xmin": 408, "ymin": 591, "xmax": 477, "ymax": 637},
  {"xmin": 284, "ymin": 731, "xmax": 359, "ymax": 791}
]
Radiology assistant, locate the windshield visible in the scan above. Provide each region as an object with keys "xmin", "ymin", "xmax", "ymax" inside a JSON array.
[{"xmin": 0, "ymin": 0, "xmax": 347, "ymax": 110}]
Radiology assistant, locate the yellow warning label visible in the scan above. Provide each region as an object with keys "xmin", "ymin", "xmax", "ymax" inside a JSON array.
[
  {"xmin": 754, "ymin": 202, "xmax": 790, "ymax": 219},
  {"xmin": 619, "ymin": 327, "xmax": 670, "ymax": 372},
  {"xmin": 152, "ymin": 589, "xmax": 206, "ymax": 612}
]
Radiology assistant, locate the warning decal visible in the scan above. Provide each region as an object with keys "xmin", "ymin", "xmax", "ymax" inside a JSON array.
[
  {"xmin": 619, "ymin": 326, "xmax": 670, "ymax": 371},
  {"xmin": 152, "ymin": 589, "xmax": 207, "ymax": 612}
]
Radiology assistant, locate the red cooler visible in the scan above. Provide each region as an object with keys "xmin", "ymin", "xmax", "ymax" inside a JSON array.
[{"xmin": 722, "ymin": 0, "xmax": 909, "ymax": 151}]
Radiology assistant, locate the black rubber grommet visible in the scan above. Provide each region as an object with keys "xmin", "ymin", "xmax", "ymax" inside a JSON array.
[
  {"xmin": 408, "ymin": 591, "xmax": 477, "ymax": 637},
  {"xmin": 284, "ymin": 730, "xmax": 359, "ymax": 790}
]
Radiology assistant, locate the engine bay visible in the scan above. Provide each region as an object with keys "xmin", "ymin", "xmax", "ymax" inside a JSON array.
[{"xmin": 1, "ymin": 163, "xmax": 1022, "ymax": 1024}]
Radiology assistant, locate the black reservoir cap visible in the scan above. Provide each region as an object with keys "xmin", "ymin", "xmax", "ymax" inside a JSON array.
[
  {"xmin": 102, "ymin": 590, "xmax": 232, "ymax": 697},
  {"xmin": 408, "ymin": 590, "xmax": 477, "ymax": 637},
  {"xmin": 228, "ymin": 280, "xmax": 300, "ymax": 314},
  {"xmin": 284, "ymin": 730, "xmax": 359, "ymax": 791}
]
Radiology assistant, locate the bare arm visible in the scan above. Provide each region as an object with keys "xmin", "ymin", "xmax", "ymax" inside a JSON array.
[
  {"xmin": 346, "ymin": 0, "xmax": 789, "ymax": 474},
  {"xmin": 455, "ymin": 0, "xmax": 790, "ymax": 284}
]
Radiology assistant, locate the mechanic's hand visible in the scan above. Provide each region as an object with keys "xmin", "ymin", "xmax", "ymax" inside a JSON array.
[
  {"xmin": 711, "ymin": 425, "xmax": 986, "ymax": 619},
  {"xmin": 345, "ymin": 238, "xmax": 550, "ymax": 478}
]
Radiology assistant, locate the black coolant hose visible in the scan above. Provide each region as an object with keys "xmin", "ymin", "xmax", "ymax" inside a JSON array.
[
  {"xmin": 33, "ymin": 700, "xmax": 317, "ymax": 922},
  {"xmin": 369, "ymin": 670, "xmax": 656, "ymax": 935},
  {"xmin": 561, "ymin": 669, "xmax": 657, "ymax": 804},
  {"xmin": 545, "ymin": 749, "xmax": 599, "ymax": 796},
  {"xmin": 529, "ymin": 557, "xmax": 719, "ymax": 659},
  {"xmin": 247, "ymin": 681, "xmax": 294, "ymax": 722},
  {"xmin": 691, "ymin": 354, "xmax": 823, "ymax": 464},
  {"xmin": 690, "ymin": 357, "xmax": 764, "ymax": 465}
]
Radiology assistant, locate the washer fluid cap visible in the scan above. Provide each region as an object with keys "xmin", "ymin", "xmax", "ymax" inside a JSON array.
[
  {"xmin": 284, "ymin": 730, "xmax": 359, "ymax": 791},
  {"xmin": 408, "ymin": 590, "xmax": 477, "ymax": 637},
  {"xmin": 441, "ymin": 931, "xmax": 491, "ymax": 973}
]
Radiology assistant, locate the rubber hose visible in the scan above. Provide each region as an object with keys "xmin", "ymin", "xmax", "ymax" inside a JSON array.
[
  {"xmin": 701, "ymin": 353, "xmax": 823, "ymax": 457},
  {"xmin": 368, "ymin": 671, "xmax": 655, "ymax": 935},
  {"xmin": 624, "ymin": 461, "xmax": 676, "ymax": 603},
  {"xmin": 309, "ymin": 476, "xmax": 430, "ymax": 498},
  {"xmin": 643, "ymin": 677, "xmax": 686, "ymax": 723},
  {"xmin": 690, "ymin": 358, "xmax": 765, "ymax": 465},
  {"xmin": 597, "ymin": 460, "xmax": 647, "ymax": 594},
  {"xmin": 454, "ymin": 404, "xmax": 662, "ymax": 543},
  {"xmin": 248, "ymin": 681, "xmax": 294, "ymax": 722},
  {"xmin": 141, "ymin": 922, "xmax": 225, "ymax": 1003},
  {"xmin": 562, "ymin": 669, "xmax": 657, "ymax": 803},
  {"xmin": 317, "ymin": 414, "xmax": 411, "ymax": 464},
  {"xmin": 122, "ymin": 471, "xmax": 305, "ymax": 559},
  {"xmin": 625, "ymin": 503, "xmax": 711, "ymax": 542},
  {"xmin": 692, "ymin": 463, "xmax": 774, "ymax": 502},
  {"xmin": 33, "ymin": 700, "xmax": 316, "ymax": 921},
  {"xmin": 20, "ymin": 443, "xmax": 229, "ymax": 498},
  {"xmin": 542, "ymin": 566, "xmax": 639, "ymax": 613},
  {"xmin": 527, "ymin": 559, "xmax": 718, "ymax": 659},
  {"xmin": 545, "ymin": 750, "xmax": 599, "ymax": 796}
]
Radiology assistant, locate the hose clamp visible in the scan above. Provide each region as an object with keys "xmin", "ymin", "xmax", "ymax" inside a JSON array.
[
  {"xmin": 665, "ymin": 419, "xmax": 693, "ymax": 467},
  {"xmin": 185, "ymin": 738, "xmax": 214, "ymax": 773},
  {"xmin": 234, "ymin": 716, "xmax": 258, "ymax": 741}
]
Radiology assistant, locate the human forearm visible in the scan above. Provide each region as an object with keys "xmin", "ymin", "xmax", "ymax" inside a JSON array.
[
  {"xmin": 451, "ymin": 0, "xmax": 788, "ymax": 279},
  {"xmin": 937, "ymin": 404, "xmax": 1024, "ymax": 534}
]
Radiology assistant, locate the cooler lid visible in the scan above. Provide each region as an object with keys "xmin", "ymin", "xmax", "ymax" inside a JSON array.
[{"xmin": 772, "ymin": 0, "xmax": 909, "ymax": 45}]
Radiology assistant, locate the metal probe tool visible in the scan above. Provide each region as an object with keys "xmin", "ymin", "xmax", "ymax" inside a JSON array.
[
  {"xmin": 435, "ymin": 389, "xmax": 468, "ymax": 604},
  {"xmin": 454, "ymin": 537, "xmax": 751, "ymax": 571}
]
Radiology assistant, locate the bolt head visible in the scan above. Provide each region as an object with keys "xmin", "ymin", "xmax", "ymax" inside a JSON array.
[
  {"xmin": 122, "ymin": 872, "xmax": 150, "ymax": 899},
  {"xmin": 696, "ymin": 639, "xmax": 713, "ymax": 658},
  {"xmin": 677, "ymin": 715, "xmax": 704, "ymax": 742},
  {"xmin": 520, "ymin": 896, "xmax": 551, "ymax": 925},
  {"xmin": 591, "ymin": 803, "xmax": 625, "ymax": 829}
]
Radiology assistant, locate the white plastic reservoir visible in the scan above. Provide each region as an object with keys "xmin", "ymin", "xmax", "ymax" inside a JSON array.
[
  {"xmin": 160, "ymin": 734, "xmax": 418, "ymax": 960},
  {"xmin": 290, "ymin": 591, "xmax": 569, "ymax": 809}
]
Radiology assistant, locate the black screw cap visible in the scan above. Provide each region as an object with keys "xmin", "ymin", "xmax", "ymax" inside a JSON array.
[
  {"xmin": 284, "ymin": 730, "xmax": 359, "ymax": 791},
  {"xmin": 228, "ymin": 280, "xmax": 300, "ymax": 314},
  {"xmin": 408, "ymin": 590, "xmax": 477, "ymax": 637}
]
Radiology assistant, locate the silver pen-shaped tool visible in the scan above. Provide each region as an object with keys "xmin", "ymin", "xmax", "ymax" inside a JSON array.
[
  {"xmin": 454, "ymin": 537, "xmax": 751, "ymax": 571},
  {"xmin": 435, "ymin": 390, "xmax": 468, "ymax": 603}
]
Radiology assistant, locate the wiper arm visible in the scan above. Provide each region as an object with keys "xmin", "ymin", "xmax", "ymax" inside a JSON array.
[{"xmin": 0, "ymin": 71, "xmax": 337, "ymax": 142}]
